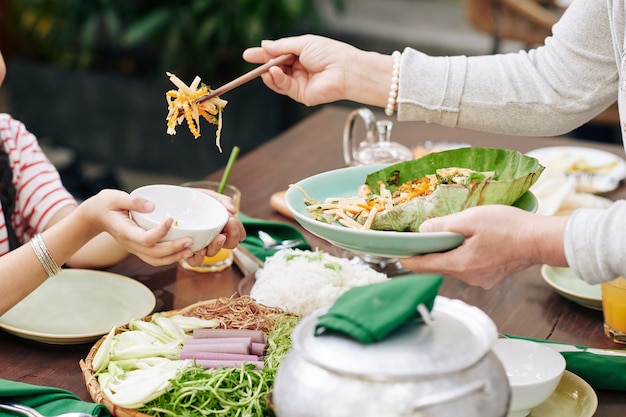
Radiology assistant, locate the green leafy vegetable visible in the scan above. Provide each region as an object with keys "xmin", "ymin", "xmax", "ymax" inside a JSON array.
[
  {"xmin": 93, "ymin": 313, "xmax": 221, "ymax": 408},
  {"xmin": 363, "ymin": 147, "xmax": 544, "ymax": 231},
  {"xmin": 139, "ymin": 314, "xmax": 299, "ymax": 416}
]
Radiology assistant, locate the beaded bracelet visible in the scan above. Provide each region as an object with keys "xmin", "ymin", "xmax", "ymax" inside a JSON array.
[
  {"xmin": 385, "ymin": 50, "xmax": 401, "ymax": 116},
  {"xmin": 30, "ymin": 233, "xmax": 62, "ymax": 277}
]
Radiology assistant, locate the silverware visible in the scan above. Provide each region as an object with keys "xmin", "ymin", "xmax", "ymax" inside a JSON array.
[
  {"xmin": 257, "ymin": 230, "xmax": 304, "ymax": 250},
  {"xmin": 0, "ymin": 402, "xmax": 95, "ymax": 417}
]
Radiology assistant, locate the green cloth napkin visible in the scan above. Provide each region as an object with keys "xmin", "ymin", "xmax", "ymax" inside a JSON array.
[
  {"xmin": 239, "ymin": 213, "xmax": 310, "ymax": 261},
  {"xmin": 315, "ymin": 274, "xmax": 444, "ymax": 344},
  {"xmin": 0, "ymin": 379, "xmax": 110, "ymax": 416},
  {"xmin": 503, "ymin": 334, "xmax": 626, "ymax": 391}
]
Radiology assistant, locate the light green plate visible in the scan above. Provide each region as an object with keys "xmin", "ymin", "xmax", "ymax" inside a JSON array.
[
  {"xmin": 541, "ymin": 265, "xmax": 602, "ymax": 310},
  {"xmin": 0, "ymin": 269, "xmax": 155, "ymax": 344},
  {"xmin": 286, "ymin": 165, "xmax": 537, "ymax": 258},
  {"xmin": 529, "ymin": 371, "xmax": 597, "ymax": 417}
]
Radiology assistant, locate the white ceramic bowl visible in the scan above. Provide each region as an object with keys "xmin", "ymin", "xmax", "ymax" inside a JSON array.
[
  {"xmin": 492, "ymin": 338, "xmax": 566, "ymax": 417},
  {"xmin": 130, "ymin": 184, "xmax": 229, "ymax": 251}
]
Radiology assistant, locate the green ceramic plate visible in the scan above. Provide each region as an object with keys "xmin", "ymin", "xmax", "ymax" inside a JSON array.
[
  {"xmin": 286, "ymin": 164, "xmax": 538, "ymax": 258},
  {"xmin": 529, "ymin": 371, "xmax": 597, "ymax": 417},
  {"xmin": 0, "ymin": 269, "xmax": 155, "ymax": 344},
  {"xmin": 541, "ymin": 265, "xmax": 602, "ymax": 311}
]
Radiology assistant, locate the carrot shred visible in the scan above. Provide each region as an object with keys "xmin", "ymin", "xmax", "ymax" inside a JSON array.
[{"xmin": 165, "ymin": 72, "xmax": 228, "ymax": 151}]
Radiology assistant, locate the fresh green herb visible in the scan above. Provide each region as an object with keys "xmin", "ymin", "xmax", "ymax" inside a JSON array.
[
  {"xmin": 304, "ymin": 251, "xmax": 324, "ymax": 263},
  {"xmin": 139, "ymin": 314, "xmax": 299, "ymax": 416},
  {"xmin": 323, "ymin": 262, "xmax": 342, "ymax": 272},
  {"xmin": 284, "ymin": 251, "xmax": 342, "ymax": 273},
  {"xmin": 468, "ymin": 170, "xmax": 495, "ymax": 183},
  {"xmin": 140, "ymin": 364, "xmax": 272, "ymax": 417},
  {"xmin": 384, "ymin": 170, "xmax": 401, "ymax": 187},
  {"xmin": 284, "ymin": 253, "xmax": 300, "ymax": 261}
]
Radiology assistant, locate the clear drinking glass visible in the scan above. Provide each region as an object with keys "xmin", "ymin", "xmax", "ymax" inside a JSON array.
[
  {"xmin": 601, "ymin": 276, "xmax": 626, "ymax": 344},
  {"xmin": 179, "ymin": 180, "xmax": 241, "ymax": 273}
]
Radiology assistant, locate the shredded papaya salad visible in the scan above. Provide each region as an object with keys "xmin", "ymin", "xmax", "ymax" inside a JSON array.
[
  {"xmin": 165, "ymin": 72, "xmax": 228, "ymax": 151},
  {"xmin": 301, "ymin": 167, "xmax": 494, "ymax": 230},
  {"xmin": 90, "ymin": 296, "xmax": 299, "ymax": 417}
]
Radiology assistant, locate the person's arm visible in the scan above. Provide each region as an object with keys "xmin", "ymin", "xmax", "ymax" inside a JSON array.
[
  {"xmin": 41, "ymin": 204, "xmax": 129, "ymax": 268},
  {"xmin": 243, "ymin": 36, "xmax": 393, "ymax": 108},
  {"xmin": 1, "ymin": 188, "xmax": 246, "ymax": 314},
  {"xmin": 0, "ymin": 190, "xmax": 190, "ymax": 315},
  {"xmin": 398, "ymin": 205, "xmax": 569, "ymax": 289},
  {"xmin": 565, "ymin": 200, "xmax": 626, "ymax": 284},
  {"xmin": 398, "ymin": 0, "xmax": 618, "ymax": 135},
  {"xmin": 57, "ymin": 189, "xmax": 245, "ymax": 269},
  {"xmin": 244, "ymin": 0, "xmax": 618, "ymax": 137}
]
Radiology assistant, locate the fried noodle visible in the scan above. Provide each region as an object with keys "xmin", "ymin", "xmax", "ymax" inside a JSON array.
[
  {"xmin": 181, "ymin": 295, "xmax": 292, "ymax": 333},
  {"xmin": 165, "ymin": 72, "xmax": 228, "ymax": 151}
]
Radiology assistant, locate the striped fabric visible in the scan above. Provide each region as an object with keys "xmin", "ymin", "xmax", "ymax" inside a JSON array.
[{"xmin": 0, "ymin": 114, "xmax": 76, "ymax": 255}]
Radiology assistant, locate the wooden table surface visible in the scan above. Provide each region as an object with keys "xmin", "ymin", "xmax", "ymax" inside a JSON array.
[{"xmin": 1, "ymin": 105, "xmax": 624, "ymax": 415}]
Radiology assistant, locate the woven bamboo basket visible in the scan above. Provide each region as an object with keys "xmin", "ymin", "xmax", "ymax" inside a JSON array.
[{"xmin": 79, "ymin": 296, "xmax": 289, "ymax": 417}]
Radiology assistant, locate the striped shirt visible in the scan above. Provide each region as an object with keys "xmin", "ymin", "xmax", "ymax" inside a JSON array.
[{"xmin": 0, "ymin": 114, "xmax": 76, "ymax": 255}]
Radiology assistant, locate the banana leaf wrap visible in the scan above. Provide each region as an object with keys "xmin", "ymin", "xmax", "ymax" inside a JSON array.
[{"xmin": 362, "ymin": 147, "xmax": 544, "ymax": 231}]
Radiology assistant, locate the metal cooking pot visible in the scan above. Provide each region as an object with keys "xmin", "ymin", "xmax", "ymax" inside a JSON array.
[{"xmin": 273, "ymin": 296, "xmax": 510, "ymax": 417}]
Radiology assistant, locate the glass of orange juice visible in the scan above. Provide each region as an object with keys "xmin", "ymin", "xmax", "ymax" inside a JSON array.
[
  {"xmin": 178, "ymin": 180, "xmax": 241, "ymax": 273},
  {"xmin": 601, "ymin": 276, "xmax": 626, "ymax": 344}
]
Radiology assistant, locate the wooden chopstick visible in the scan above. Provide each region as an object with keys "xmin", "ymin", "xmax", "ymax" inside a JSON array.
[{"xmin": 196, "ymin": 54, "xmax": 295, "ymax": 104}]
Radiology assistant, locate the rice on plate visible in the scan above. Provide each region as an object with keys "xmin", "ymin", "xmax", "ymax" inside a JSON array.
[{"xmin": 250, "ymin": 249, "xmax": 389, "ymax": 316}]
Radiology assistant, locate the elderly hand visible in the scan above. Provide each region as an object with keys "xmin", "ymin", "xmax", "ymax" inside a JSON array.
[{"xmin": 399, "ymin": 205, "xmax": 569, "ymax": 288}]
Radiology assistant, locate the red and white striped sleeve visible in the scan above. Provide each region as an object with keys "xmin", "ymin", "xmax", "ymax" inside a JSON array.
[{"xmin": 0, "ymin": 114, "xmax": 76, "ymax": 247}]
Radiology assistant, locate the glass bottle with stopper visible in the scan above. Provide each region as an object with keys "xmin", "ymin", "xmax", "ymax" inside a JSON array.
[
  {"xmin": 341, "ymin": 108, "xmax": 413, "ymax": 276},
  {"xmin": 343, "ymin": 107, "xmax": 414, "ymax": 167}
]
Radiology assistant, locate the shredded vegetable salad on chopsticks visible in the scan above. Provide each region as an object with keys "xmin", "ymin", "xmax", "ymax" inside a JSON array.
[{"xmin": 165, "ymin": 72, "xmax": 228, "ymax": 151}]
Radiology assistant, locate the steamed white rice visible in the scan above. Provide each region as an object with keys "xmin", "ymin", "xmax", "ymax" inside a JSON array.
[{"xmin": 249, "ymin": 249, "xmax": 389, "ymax": 316}]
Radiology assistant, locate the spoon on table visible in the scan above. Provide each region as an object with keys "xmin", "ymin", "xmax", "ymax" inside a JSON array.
[
  {"xmin": 257, "ymin": 230, "xmax": 304, "ymax": 251},
  {"xmin": 0, "ymin": 402, "xmax": 95, "ymax": 417}
]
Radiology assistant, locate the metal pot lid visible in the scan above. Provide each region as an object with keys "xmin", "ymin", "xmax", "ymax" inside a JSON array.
[{"xmin": 292, "ymin": 296, "xmax": 497, "ymax": 379}]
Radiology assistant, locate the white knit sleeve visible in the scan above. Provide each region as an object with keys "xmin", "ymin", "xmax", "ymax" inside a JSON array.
[
  {"xmin": 396, "ymin": 0, "xmax": 620, "ymax": 136},
  {"xmin": 564, "ymin": 200, "xmax": 626, "ymax": 284}
]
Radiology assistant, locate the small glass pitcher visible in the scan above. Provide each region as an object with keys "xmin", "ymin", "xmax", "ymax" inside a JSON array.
[{"xmin": 343, "ymin": 107, "xmax": 414, "ymax": 166}]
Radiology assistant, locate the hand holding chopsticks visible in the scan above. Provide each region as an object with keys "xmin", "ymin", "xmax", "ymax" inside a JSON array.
[{"xmin": 196, "ymin": 53, "xmax": 296, "ymax": 104}]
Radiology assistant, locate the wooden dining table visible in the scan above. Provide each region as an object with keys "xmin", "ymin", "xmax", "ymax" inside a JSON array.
[{"xmin": 1, "ymin": 105, "xmax": 624, "ymax": 416}]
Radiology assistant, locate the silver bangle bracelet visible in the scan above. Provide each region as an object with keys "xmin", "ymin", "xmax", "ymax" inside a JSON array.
[{"xmin": 30, "ymin": 233, "xmax": 62, "ymax": 277}]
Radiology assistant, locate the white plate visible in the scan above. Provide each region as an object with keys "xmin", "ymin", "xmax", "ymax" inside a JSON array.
[
  {"xmin": 541, "ymin": 265, "xmax": 602, "ymax": 310},
  {"xmin": 526, "ymin": 146, "xmax": 626, "ymax": 193},
  {"xmin": 0, "ymin": 269, "xmax": 155, "ymax": 344},
  {"xmin": 529, "ymin": 371, "xmax": 597, "ymax": 417}
]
